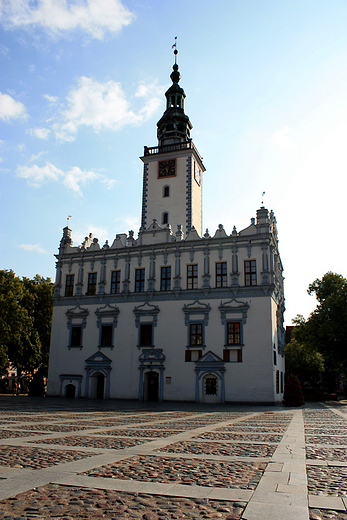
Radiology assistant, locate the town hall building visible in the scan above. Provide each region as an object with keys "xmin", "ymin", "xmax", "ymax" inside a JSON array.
[{"xmin": 47, "ymin": 53, "xmax": 285, "ymax": 403}]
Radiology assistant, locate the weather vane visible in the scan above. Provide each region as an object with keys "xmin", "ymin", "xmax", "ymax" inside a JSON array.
[
  {"xmin": 67, "ymin": 215, "xmax": 72, "ymax": 226},
  {"xmin": 261, "ymin": 192, "xmax": 265, "ymax": 206},
  {"xmin": 172, "ymin": 36, "xmax": 178, "ymax": 63}
]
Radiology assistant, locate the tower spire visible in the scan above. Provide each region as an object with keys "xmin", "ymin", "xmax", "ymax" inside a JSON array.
[
  {"xmin": 156, "ymin": 39, "xmax": 192, "ymax": 146},
  {"xmin": 172, "ymin": 36, "xmax": 178, "ymax": 64}
]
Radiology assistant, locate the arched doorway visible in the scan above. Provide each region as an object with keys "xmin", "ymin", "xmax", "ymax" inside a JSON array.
[
  {"xmin": 202, "ymin": 374, "xmax": 219, "ymax": 403},
  {"xmin": 89, "ymin": 371, "xmax": 105, "ymax": 399},
  {"xmin": 65, "ymin": 384, "xmax": 76, "ymax": 398},
  {"xmin": 146, "ymin": 371, "xmax": 159, "ymax": 401}
]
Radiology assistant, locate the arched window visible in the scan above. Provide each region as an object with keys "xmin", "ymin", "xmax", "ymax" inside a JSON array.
[
  {"xmin": 162, "ymin": 212, "xmax": 168, "ymax": 225},
  {"xmin": 163, "ymin": 185, "xmax": 170, "ymax": 198}
]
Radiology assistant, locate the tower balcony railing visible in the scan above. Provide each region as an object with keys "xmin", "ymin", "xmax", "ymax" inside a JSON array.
[{"xmin": 143, "ymin": 139, "xmax": 203, "ymax": 163}]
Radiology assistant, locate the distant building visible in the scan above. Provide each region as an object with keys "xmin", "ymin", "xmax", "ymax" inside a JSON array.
[{"xmin": 47, "ymin": 56, "xmax": 285, "ymax": 403}]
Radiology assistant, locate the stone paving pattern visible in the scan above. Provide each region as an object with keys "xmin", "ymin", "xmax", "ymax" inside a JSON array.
[
  {"xmin": 0, "ymin": 484, "xmax": 247, "ymax": 520},
  {"xmin": 30, "ymin": 435, "xmax": 148, "ymax": 449},
  {"xmin": 157, "ymin": 440, "xmax": 276, "ymax": 458},
  {"xmin": 0, "ymin": 445, "xmax": 98, "ymax": 469},
  {"xmin": 0, "ymin": 399, "xmax": 347, "ymax": 520},
  {"xmin": 85, "ymin": 455, "xmax": 267, "ymax": 489}
]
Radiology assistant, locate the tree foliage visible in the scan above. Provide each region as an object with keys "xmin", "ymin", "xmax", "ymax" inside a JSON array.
[
  {"xmin": 289, "ymin": 272, "xmax": 347, "ymax": 388},
  {"xmin": 0, "ymin": 270, "xmax": 54, "ymax": 375},
  {"xmin": 285, "ymin": 338, "xmax": 324, "ymax": 385}
]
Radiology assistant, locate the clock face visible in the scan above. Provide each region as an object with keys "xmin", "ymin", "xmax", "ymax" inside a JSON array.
[
  {"xmin": 158, "ymin": 159, "xmax": 176, "ymax": 178},
  {"xmin": 194, "ymin": 162, "xmax": 201, "ymax": 186}
]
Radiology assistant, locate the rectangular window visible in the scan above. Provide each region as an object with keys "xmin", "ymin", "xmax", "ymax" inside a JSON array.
[
  {"xmin": 100, "ymin": 325, "xmax": 113, "ymax": 347},
  {"xmin": 140, "ymin": 324, "xmax": 152, "ymax": 346},
  {"xmin": 110, "ymin": 271, "xmax": 121, "ymax": 294},
  {"xmin": 185, "ymin": 349, "xmax": 202, "ymax": 362},
  {"xmin": 216, "ymin": 262, "xmax": 227, "ymax": 288},
  {"xmin": 227, "ymin": 322, "xmax": 241, "ymax": 345},
  {"xmin": 187, "ymin": 264, "xmax": 198, "ymax": 289},
  {"xmin": 189, "ymin": 323, "xmax": 203, "ymax": 346},
  {"xmin": 70, "ymin": 326, "xmax": 82, "ymax": 347},
  {"xmin": 135, "ymin": 269, "xmax": 145, "ymax": 293},
  {"xmin": 223, "ymin": 349, "xmax": 242, "ymax": 362},
  {"xmin": 87, "ymin": 272, "xmax": 97, "ymax": 295},
  {"xmin": 276, "ymin": 370, "xmax": 280, "ymax": 394},
  {"xmin": 65, "ymin": 274, "xmax": 74, "ymax": 297},
  {"xmin": 160, "ymin": 266, "xmax": 171, "ymax": 291},
  {"xmin": 244, "ymin": 260, "xmax": 257, "ymax": 286},
  {"xmin": 280, "ymin": 371, "xmax": 284, "ymax": 393}
]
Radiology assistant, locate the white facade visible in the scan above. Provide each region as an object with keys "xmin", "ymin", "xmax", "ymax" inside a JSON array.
[{"xmin": 47, "ymin": 59, "xmax": 285, "ymax": 403}]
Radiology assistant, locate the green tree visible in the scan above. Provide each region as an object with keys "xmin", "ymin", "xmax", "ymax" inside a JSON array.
[
  {"xmin": 0, "ymin": 270, "xmax": 54, "ymax": 375},
  {"xmin": 285, "ymin": 337, "xmax": 324, "ymax": 387},
  {"xmin": 294, "ymin": 272, "xmax": 347, "ymax": 391},
  {"xmin": 22, "ymin": 275, "xmax": 54, "ymax": 371}
]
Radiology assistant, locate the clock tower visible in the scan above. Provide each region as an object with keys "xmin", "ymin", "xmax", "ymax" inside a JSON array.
[{"xmin": 140, "ymin": 48, "xmax": 205, "ymax": 237}]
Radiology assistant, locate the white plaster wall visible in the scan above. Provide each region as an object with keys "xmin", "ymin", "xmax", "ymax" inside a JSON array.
[{"xmin": 145, "ymin": 155, "xmax": 189, "ymax": 234}]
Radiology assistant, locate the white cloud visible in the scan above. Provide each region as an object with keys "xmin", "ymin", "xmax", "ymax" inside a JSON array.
[
  {"xmin": 16, "ymin": 161, "xmax": 114, "ymax": 195},
  {"xmin": 28, "ymin": 127, "xmax": 51, "ymax": 140},
  {"xmin": 0, "ymin": 91, "xmax": 27, "ymax": 121},
  {"xmin": 17, "ymin": 162, "xmax": 62, "ymax": 186},
  {"xmin": 17, "ymin": 243, "xmax": 48, "ymax": 254},
  {"xmin": 0, "ymin": 0, "xmax": 135, "ymax": 39},
  {"xmin": 29, "ymin": 151, "xmax": 46, "ymax": 162},
  {"xmin": 44, "ymin": 94, "xmax": 58, "ymax": 104},
  {"xmin": 54, "ymin": 76, "xmax": 164, "ymax": 142},
  {"xmin": 28, "ymin": 64, "xmax": 36, "ymax": 73},
  {"xmin": 271, "ymin": 125, "xmax": 298, "ymax": 151}
]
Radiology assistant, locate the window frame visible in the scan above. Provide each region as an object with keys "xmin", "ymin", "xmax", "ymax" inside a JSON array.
[
  {"xmin": 66, "ymin": 305, "xmax": 88, "ymax": 350},
  {"xmin": 70, "ymin": 325, "xmax": 82, "ymax": 348},
  {"xmin": 244, "ymin": 260, "xmax": 257, "ymax": 286},
  {"xmin": 135, "ymin": 268, "xmax": 145, "ymax": 293},
  {"xmin": 160, "ymin": 266, "xmax": 171, "ymax": 291},
  {"xmin": 189, "ymin": 322, "xmax": 204, "ymax": 346},
  {"xmin": 139, "ymin": 323, "xmax": 153, "ymax": 347},
  {"xmin": 110, "ymin": 270, "xmax": 121, "ymax": 294},
  {"xmin": 99, "ymin": 324, "xmax": 113, "ymax": 348},
  {"xmin": 163, "ymin": 185, "xmax": 170, "ymax": 198},
  {"xmin": 187, "ymin": 264, "xmax": 198, "ymax": 290},
  {"xmin": 215, "ymin": 262, "xmax": 227, "ymax": 288},
  {"xmin": 95, "ymin": 303, "xmax": 119, "ymax": 350},
  {"xmin": 65, "ymin": 274, "xmax": 74, "ymax": 297},
  {"xmin": 226, "ymin": 321, "xmax": 242, "ymax": 346},
  {"xmin": 87, "ymin": 272, "xmax": 97, "ymax": 295}
]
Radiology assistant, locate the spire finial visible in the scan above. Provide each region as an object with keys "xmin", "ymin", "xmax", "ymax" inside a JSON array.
[
  {"xmin": 172, "ymin": 36, "xmax": 178, "ymax": 64},
  {"xmin": 67, "ymin": 215, "xmax": 72, "ymax": 226},
  {"xmin": 261, "ymin": 191, "xmax": 265, "ymax": 206}
]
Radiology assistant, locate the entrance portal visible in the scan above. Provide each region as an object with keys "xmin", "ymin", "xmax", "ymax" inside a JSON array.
[
  {"xmin": 89, "ymin": 371, "xmax": 105, "ymax": 399},
  {"xmin": 202, "ymin": 374, "xmax": 219, "ymax": 403},
  {"xmin": 65, "ymin": 384, "xmax": 76, "ymax": 398},
  {"xmin": 146, "ymin": 371, "xmax": 159, "ymax": 401}
]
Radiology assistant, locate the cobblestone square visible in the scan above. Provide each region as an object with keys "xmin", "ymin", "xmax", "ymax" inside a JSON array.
[{"xmin": 1, "ymin": 398, "xmax": 347, "ymax": 520}]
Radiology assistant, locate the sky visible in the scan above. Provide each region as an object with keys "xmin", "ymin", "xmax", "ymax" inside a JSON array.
[{"xmin": 1, "ymin": 0, "xmax": 347, "ymax": 325}]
